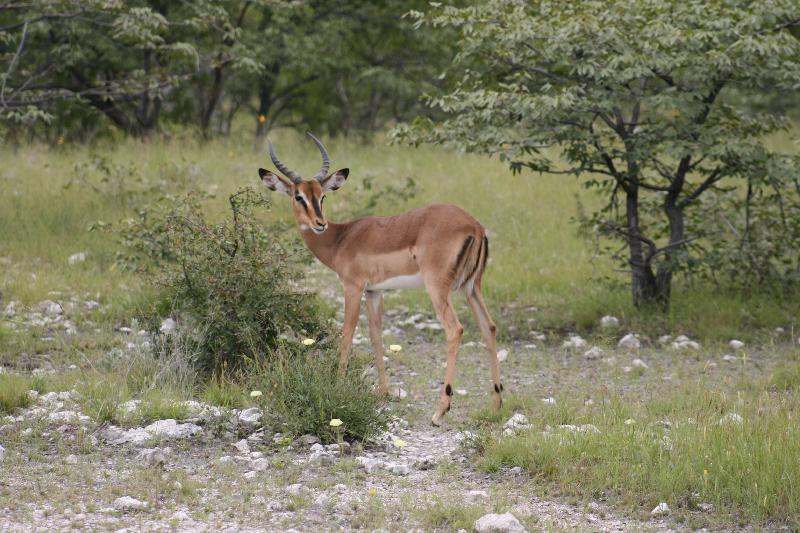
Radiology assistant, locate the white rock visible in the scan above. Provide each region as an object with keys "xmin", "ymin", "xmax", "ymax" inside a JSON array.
[
  {"xmin": 466, "ymin": 489, "xmax": 490, "ymax": 502},
  {"xmin": 562, "ymin": 335, "xmax": 587, "ymax": 349},
  {"xmin": 249, "ymin": 457, "xmax": 270, "ymax": 471},
  {"xmin": 113, "ymin": 496, "xmax": 148, "ymax": 511},
  {"xmin": 503, "ymin": 413, "xmax": 529, "ymax": 430},
  {"xmin": 541, "ymin": 397, "xmax": 556, "ymax": 405},
  {"xmin": 584, "ymin": 346, "xmax": 603, "ymax": 360},
  {"xmin": 243, "ymin": 470, "xmax": 257, "ymax": 479},
  {"xmin": 719, "ymin": 412, "xmax": 743, "ymax": 425},
  {"xmin": 722, "ymin": 354, "xmax": 738, "ymax": 362},
  {"xmin": 65, "ymin": 454, "xmax": 78, "ymax": 464},
  {"xmin": 657, "ymin": 335, "xmax": 672, "ymax": 345},
  {"xmin": 170, "ymin": 510, "xmax": 192, "ymax": 522},
  {"xmin": 474, "ymin": 512, "xmax": 527, "ymax": 533},
  {"xmin": 309, "ymin": 443, "xmax": 325, "ymax": 453},
  {"xmin": 119, "ymin": 399, "xmax": 141, "ymax": 414},
  {"xmin": 233, "ymin": 439, "xmax": 250, "ymax": 454},
  {"xmin": 159, "ymin": 318, "xmax": 176, "ymax": 335},
  {"xmin": 4, "ymin": 301, "xmax": 17, "ymax": 318},
  {"xmin": 68, "ymin": 252, "xmax": 87, "ymax": 265},
  {"xmin": 455, "ymin": 389, "xmax": 467, "ymax": 396},
  {"xmin": 356, "ymin": 456, "xmax": 384, "ymax": 473},
  {"xmin": 47, "ymin": 410, "xmax": 90, "ymax": 425},
  {"xmin": 309, "ymin": 451, "xmax": 334, "ymax": 466},
  {"xmin": 386, "ymin": 462, "xmax": 411, "ymax": 475},
  {"xmin": 618, "ymin": 333, "xmax": 640, "ymax": 350},
  {"xmin": 0, "ymin": 444, "xmax": 5, "ymax": 462},
  {"xmin": 137, "ymin": 447, "xmax": 169, "ymax": 467},
  {"xmin": 239, "ymin": 407, "xmax": 263, "ymax": 429},
  {"xmin": 558, "ymin": 424, "xmax": 600, "ymax": 434},
  {"xmin": 650, "ymin": 502, "xmax": 670, "ymax": 517},
  {"xmin": 392, "ymin": 386, "xmax": 408, "ymax": 400},
  {"xmin": 104, "ymin": 419, "xmax": 201, "ymax": 445},
  {"xmin": 729, "ymin": 339, "xmax": 744, "ymax": 351},
  {"xmin": 497, "ymin": 349, "xmax": 508, "ymax": 362},
  {"xmin": 698, "ymin": 502, "xmax": 714, "ymax": 513},
  {"xmin": 313, "ymin": 492, "xmax": 330, "ymax": 510},
  {"xmin": 632, "ymin": 358, "xmax": 649, "ymax": 369},
  {"xmin": 600, "ymin": 315, "xmax": 619, "ymax": 328},
  {"xmin": 671, "ymin": 338, "xmax": 700, "ymax": 351},
  {"xmin": 41, "ymin": 300, "xmax": 62, "ymax": 316}
]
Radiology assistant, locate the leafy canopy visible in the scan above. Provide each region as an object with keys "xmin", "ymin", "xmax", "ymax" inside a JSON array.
[{"xmin": 395, "ymin": 0, "xmax": 800, "ymax": 298}]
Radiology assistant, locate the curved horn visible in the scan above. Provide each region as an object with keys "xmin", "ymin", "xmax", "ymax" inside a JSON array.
[
  {"xmin": 268, "ymin": 138, "xmax": 302, "ymax": 184},
  {"xmin": 307, "ymin": 132, "xmax": 330, "ymax": 182}
]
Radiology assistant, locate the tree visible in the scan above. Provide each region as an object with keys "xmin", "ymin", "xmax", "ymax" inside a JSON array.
[
  {"xmin": 394, "ymin": 0, "xmax": 800, "ymax": 308},
  {"xmin": 0, "ymin": 1, "xmax": 220, "ymax": 136}
]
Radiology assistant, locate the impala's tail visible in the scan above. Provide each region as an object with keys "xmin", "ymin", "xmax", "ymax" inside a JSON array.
[{"xmin": 451, "ymin": 232, "xmax": 489, "ymax": 293}]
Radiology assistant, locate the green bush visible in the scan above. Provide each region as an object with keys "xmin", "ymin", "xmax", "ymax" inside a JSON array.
[
  {"xmin": 0, "ymin": 373, "xmax": 32, "ymax": 413},
  {"xmin": 250, "ymin": 345, "xmax": 389, "ymax": 443},
  {"xmin": 117, "ymin": 187, "xmax": 330, "ymax": 374}
]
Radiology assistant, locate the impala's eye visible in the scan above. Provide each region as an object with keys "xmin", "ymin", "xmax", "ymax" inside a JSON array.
[{"xmin": 294, "ymin": 195, "xmax": 306, "ymax": 207}]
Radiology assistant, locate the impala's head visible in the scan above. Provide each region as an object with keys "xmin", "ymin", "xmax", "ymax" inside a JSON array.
[{"xmin": 258, "ymin": 132, "xmax": 349, "ymax": 235}]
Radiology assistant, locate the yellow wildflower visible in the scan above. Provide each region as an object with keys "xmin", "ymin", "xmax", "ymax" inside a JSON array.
[
  {"xmin": 329, "ymin": 418, "xmax": 343, "ymax": 427},
  {"xmin": 389, "ymin": 344, "xmax": 402, "ymax": 353},
  {"xmin": 302, "ymin": 338, "xmax": 316, "ymax": 346}
]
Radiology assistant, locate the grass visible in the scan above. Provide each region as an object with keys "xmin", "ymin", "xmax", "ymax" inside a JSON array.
[
  {"xmin": 420, "ymin": 497, "xmax": 487, "ymax": 530},
  {"xmin": 3, "ymin": 128, "xmax": 799, "ymax": 340},
  {"xmin": 476, "ymin": 366, "xmax": 800, "ymax": 526},
  {"xmin": 251, "ymin": 348, "xmax": 390, "ymax": 443},
  {"xmin": 0, "ymin": 373, "xmax": 33, "ymax": 413}
]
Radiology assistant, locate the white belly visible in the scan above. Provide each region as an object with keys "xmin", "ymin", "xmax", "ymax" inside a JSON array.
[{"xmin": 367, "ymin": 273, "xmax": 424, "ymax": 291}]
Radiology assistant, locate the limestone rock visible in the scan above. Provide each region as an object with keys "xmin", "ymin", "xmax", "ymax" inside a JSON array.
[{"xmin": 474, "ymin": 512, "xmax": 527, "ymax": 533}]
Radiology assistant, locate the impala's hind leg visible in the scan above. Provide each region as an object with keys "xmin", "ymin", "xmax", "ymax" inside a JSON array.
[
  {"xmin": 365, "ymin": 290, "xmax": 388, "ymax": 397},
  {"xmin": 425, "ymin": 277, "xmax": 463, "ymax": 426},
  {"xmin": 466, "ymin": 281, "xmax": 502, "ymax": 409}
]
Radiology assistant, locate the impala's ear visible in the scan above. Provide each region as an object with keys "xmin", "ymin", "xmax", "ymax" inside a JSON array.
[
  {"xmin": 321, "ymin": 168, "xmax": 349, "ymax": 192},
  {"xmin": 259, "ymin": 168, "xmax": 292, "ymax": 195}
]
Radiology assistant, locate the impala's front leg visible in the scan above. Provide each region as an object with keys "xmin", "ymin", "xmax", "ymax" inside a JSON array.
[
  {"xmin": 365, "ymin": 290, "xmax": 388, "ymax": 397},
  {"xmin": 338, "ymin": 284, "xmax": 363, "ymax": 375}
]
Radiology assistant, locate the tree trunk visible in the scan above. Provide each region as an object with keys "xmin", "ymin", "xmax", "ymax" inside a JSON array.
[
  {"xmin": 653, "ymin": 192, "xmax": 687, "ymax": 308},
  {"xmin": 626, "ymin": 183, "xmax": 673, "ymax": 308},
  {"xmin": 200, "ymin": 62, "xmax": 224, "ymax": 138}
]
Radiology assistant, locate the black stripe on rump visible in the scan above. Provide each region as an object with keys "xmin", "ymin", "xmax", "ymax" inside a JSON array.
[
  {"xmin": 451, "ymin": 235, "xmax": 474, "ymax": 281},
  {"xmin": 461, "ymin": 235, "xmax": 484, "ymax": 287}
]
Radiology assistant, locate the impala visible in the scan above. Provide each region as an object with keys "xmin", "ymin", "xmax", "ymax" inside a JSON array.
[{"xmin": 258, "ymin": 133, "xmax": 502, "ymax": 425}]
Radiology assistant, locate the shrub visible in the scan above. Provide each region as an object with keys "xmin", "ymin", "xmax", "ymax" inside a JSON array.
[
  {"xmin": 250, "ymin": 344, "xmax": 389, "ymax": 443},
  {"xmin": 117, "ymin": 187, "xmax": 330, "ymax": 374},
  {"xmin": 0, "ymin": 373, "xmax": 32, "ymax": 413}
]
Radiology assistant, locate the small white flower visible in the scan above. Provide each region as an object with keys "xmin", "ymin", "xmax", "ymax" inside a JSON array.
[
  {"xmin": 302, "ymin": 338, "xmax": 316, "ymax": 346},
  {"xmin": 389, "ymin": 344, "xmax": 402, "ymax": 353},
  {"xmin": 250, "ymin": 390, "xmax": 262, "ymax": 398}
]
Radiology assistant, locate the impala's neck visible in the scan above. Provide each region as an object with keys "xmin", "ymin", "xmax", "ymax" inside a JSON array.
[{"xmin": 298, "ymin": 221, "xmax": 345, "ymax": 270}]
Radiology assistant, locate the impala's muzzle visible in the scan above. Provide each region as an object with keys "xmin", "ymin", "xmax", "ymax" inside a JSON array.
[{"xmin": 312, "ymin": 223, "xmax": 328, "ymax": 235}]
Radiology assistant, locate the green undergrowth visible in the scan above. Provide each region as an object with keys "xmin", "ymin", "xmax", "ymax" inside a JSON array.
[
  {"xmin": 0, "ymin": 373, "xmax": 33, "ymax": 413},
  {"xmin": 476, "ymin": 367, "xmax": 800, "ymax": 527},
  {"xmin": 249, "ymin": 346, "xmax": 390, "ymax": 443}
]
